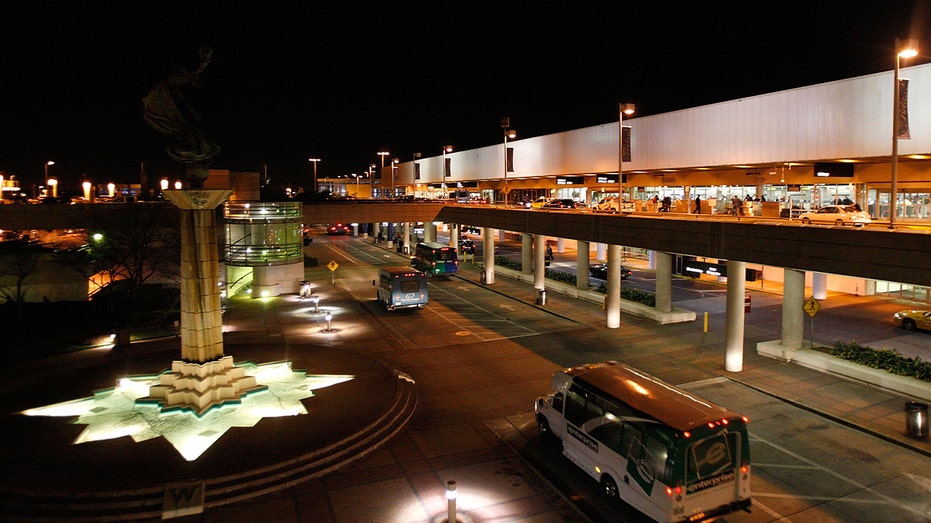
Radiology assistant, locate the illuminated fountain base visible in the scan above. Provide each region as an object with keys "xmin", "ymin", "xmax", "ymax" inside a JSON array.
[{"xmin": 142, "ymin": 355, "xmax": 265, "ymax": 415}]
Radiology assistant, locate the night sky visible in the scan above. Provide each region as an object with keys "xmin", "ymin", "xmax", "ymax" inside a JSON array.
[{"xmin": 2, "ymin": 2, "xmax": 929, "ymax": 193}]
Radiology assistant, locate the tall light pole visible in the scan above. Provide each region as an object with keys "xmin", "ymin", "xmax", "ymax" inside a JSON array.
[
  {"xmin": 308, "ymin": 158, "xmax": 321, "ymax": 193},
  {"xmin": 501, "ymin": 118, "xmax": 516, "ymax": 206},
  {"xmin": 391, "ymin": 158, "xmax": 399, "ymax": 197},
  {"xmin": 618, "ymin": 103, "xmax": 636, "ymax": 202},
  {"xmin": 44, "ymin": 161, "xmax": 55, "ymax": 199},
  {"xmin": 890, "ymin": 38, "xmax": 918, "ymax": 229},
  {"xmin": 377, "ymin": 151, "xmax": 390, "ymax": 198},
  {"xmin": 368, "ymin": 163, "xmax": 376, "ymax": 197}
]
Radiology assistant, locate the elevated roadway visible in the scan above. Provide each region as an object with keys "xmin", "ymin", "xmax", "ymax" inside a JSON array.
[{"xmin": 1, "ymin": 201, "xmax": 928, "ymax": 287}]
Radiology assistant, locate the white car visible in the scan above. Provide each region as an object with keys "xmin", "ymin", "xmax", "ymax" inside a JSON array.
[
  {"xmin": 798, "ymin": 205, "xmax": 871, "ymax": 226},
  {"xmin": 593, "ymin": 196, "xmax": 635, "ymax": 214}
]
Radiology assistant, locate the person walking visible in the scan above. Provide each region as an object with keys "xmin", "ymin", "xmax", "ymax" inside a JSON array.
[{"xmin": 694, "ymin": 195, "xmax": 701, "ymax": 214}]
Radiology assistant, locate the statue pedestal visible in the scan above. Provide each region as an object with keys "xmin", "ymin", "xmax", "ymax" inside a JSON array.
[
  {"xmin": 152, "ymin": 189, "xmax": 245, "ymax": 414},
  {"xmin": 144, "ymin": 356, "xmax": 264, "ymax": 415}
]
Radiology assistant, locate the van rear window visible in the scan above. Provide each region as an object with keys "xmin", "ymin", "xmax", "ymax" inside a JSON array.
[{"xmin": 400, "ymin": 280, "xmax": 421, "ymax": 293}]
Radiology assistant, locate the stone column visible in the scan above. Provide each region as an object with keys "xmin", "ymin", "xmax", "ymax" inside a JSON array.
[
  {"xmin": 725, "ymin": 260, "xmax": 747, "ymax": 372},
  {"xmin": 782, "ymin": 268, "xmax": 805, "ymax": 349},
  {"xmin": 533, "ymin": 234, "xmax": 546, "ymax": 291},
  {"xmin": 606, "ymin": 244, "xmax": 622, "ymax": 329},
  {"xmin": 521, "ymin": 233, "xmax": 533, "ymax": 276},
  {"xmin": 576, "ymin": 240, "xmax": 590, "ymax": 290},
  {"xmin": 162, "ymin": 189, "xmax": 231, "ymax": 363},
  {"xmin": 482, "ymin": 227, "xmax": 495, "ymax": 285},
  {"xmin": 655, "ymin": 251, "xmax": 673, "ymax": 313}
]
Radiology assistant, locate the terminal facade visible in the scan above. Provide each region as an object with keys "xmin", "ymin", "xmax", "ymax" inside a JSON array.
[{"xmin": 327, "ymin": 62, "xmax": 931, "ymax": 224}]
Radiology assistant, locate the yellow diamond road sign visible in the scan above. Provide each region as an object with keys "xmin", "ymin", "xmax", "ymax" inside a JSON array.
[
  {"xmin": 327, "ymin": 260, "xmax": 339, "ymax": 272},
  {"xmin": 804, "ymin": 296, "xmax": 821, "ymax": 317}
]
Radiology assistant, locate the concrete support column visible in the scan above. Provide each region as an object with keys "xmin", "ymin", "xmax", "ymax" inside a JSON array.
[
  {"xmin": 403, "ymin": 222, "xmax": 411, "ymax": 254},
  {"xmin": 386, "ymin": 223, "xmax": 394, "ymax": 247},
  {"xmin": 373, "ymin": 222, "xmax": 380, "ymax": 241},
  {"xmin": 521, "ymin": 233, "xmax": 533, "ymax": 276},
  {"xmin": 782, "ymin": 268, "xmax": 806, "ymax": 350},
  {"xmin": 556, "ymin": 237, "xmax": 565, "ymax": 253},
  {"xmin": 648, "ymin": 249, "xmax": 656, "ymax": 271},
  {"xmin": 813, "ymin": 272, "xmax": 827, "ymax": 300},
  {"xmin": 533, "ymin": 234, "xmax": 546, "ymax": 291},
  {"xmin": 483, "ymin": 227, "xmax": 495, "ymax": 285},
  {"xmin": 424, "ymin": 221, "xmax": 437, "ymax": 243},
  {"xmin": 576, "ymin": 240, "xmax": 590, "ymax": 290},
  {"xmin": 606, "ymin": 244, "xmax": 622, "ymax": 329},
  {"xmin": 352, "ymin": 223, "xmax": 359, "ymax": 236},
  {"xmin": 498, "ymin": 229, "xmax": 506, "ymax": 243},
  {"xmin": 450, "ymin": 224, "xmax": 459, "ymax": 249},
  {"xmin": 597, "ymin": 243, "xmax": 606, "ymax": 261},
  {"xmin": 655, "ymin": 251, "xmax": 673, "ymax": 312},
  {"xmin": 725, "ymin": 260, "xmax": 747, "ymax": 372}
]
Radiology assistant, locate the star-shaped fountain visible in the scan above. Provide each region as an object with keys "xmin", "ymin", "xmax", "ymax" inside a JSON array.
[{"xmin": 21, "ymin": 360, "xmax": 353, "ymax": 461}]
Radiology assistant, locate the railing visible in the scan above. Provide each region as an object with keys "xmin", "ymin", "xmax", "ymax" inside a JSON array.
[
  {"xmin": 226, "ymin": 243, "xmax": 303, "ymax": 266},
  {"xmin": 225, "ymin": 201, "xmax": 302, "ymax": 220}
]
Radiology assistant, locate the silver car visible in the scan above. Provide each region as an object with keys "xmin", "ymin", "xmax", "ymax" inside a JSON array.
[{"xmin": 798, "ymin": 205, "xmax": 871, "ymax": 226}]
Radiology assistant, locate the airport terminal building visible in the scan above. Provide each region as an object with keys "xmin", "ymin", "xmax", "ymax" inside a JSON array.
[{"xmin": 340, "ymin": 62, "xmax": 931, "ymax": 223}]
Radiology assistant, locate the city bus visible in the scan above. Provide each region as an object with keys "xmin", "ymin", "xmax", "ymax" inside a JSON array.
[
  {"xmin": 411, "ymin": 241, "xmax": 458, "ymax": 277},
  {"xmin": 534, "ymin": 361, "xmax": 751, "ymax": 522},
  {"xmin": 373, "ymin": 266, "xmax": 428, "ymax": 311}
]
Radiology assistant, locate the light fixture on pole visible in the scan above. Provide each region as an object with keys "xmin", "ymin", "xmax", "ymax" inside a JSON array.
[
  {"xmin": 308, "ymin": 158, "xmax": 321, "ymax": 193},
  {"xmin": 377, "ymin": 152, "xmax": 390, "ymax": 198},
  {"xmin": 500, "ymin": 118, "xmax": 516, "ymax": 206},
  {"xmin": 618, "ymin": 103, "xmax": 636, "ymax": 202},
  {"xmin": 890, "ymin": 38, "xmax": 918, "ymax": 229},
  {"xmin": 44, "ymin": 161, "xmax": 55, "ymax": 198},
  {"xmin": 442, "ymin": 145, "xmax": 453, "ymax": 179},
  {"xmin": 391, "ymin": 158, "xmax": 399, "ymax": 197},
  {"xmin": 368, "ymin": 163, "xmax": 376, "ymax": 196}
]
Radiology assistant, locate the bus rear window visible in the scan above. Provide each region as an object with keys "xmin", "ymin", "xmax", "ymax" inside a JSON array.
[{"xmin": 687, "ymin": 432, "xmax": 735, "ymax": 482}]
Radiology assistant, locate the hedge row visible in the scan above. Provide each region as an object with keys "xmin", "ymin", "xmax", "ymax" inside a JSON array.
[{"xmin": 831, "ymin": 340, "xmax": 931, "ymax": 382}]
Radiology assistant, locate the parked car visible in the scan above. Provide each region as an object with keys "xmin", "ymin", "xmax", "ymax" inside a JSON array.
[
  {"xmin": 893, "ymin": 310, "xmax": 931, "ymax": 331},
  {"xmin": 530, "ymin": 197, "xmax": 559, "ymax": 209},
  {"xmin": 798, "ymin": 205, "xmax": 871, "ymax": 226},
  {"xmin": 588, "ymin": 263, "xmax": 631, "ymax": 280},
  {"xmin": 593, "ymin": 195, "xmax": 636, "ymax": 213},
  {"xmin": 541, "ymin": 198, "xmax": 578, "ymax": 209},
  {"xmin": 460, "ymin": 238, "xmax": 476, "ymax": 254}
]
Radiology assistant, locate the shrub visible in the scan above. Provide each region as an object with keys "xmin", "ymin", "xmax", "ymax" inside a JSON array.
[{"xmin": 831, "ymin": 340, "xmax": 931, "ymax": 382}]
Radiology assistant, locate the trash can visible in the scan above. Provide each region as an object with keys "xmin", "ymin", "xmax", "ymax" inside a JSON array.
[
  {"xmin": 536, "ymin": 289, "xmax": 547, "ymax": 305},
  {"xmin": 905, "ymin": 401, "xmax": 928, "ymax": 439}
]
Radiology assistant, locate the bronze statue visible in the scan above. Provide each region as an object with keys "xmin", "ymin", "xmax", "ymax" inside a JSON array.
[{"xmin": 143, "ymin": 47, "xmax": 219, "ymax": 188}]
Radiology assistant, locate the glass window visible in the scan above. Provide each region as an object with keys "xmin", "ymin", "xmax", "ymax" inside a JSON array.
[{"xmin": 399, "ymin": 280, "xmax": 420, "ymax": 293}]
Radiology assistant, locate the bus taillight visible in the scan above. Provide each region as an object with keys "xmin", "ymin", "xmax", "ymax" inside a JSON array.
[{"xmin": 665, "ymin": 485, "xmax": 683, "ymax": 497}]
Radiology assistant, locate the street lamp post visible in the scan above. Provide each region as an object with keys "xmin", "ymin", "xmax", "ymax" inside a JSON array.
[
  {"xmin": 44, "ymin": 161, "xmax": 54, "ymax": 198},
  {"xmin": 377, "ymin": 152, "xmax": 390, "ymax": 198},
  {"xmin": 618, "ymin": 103, "xmax": 636, "ymax": 203},
  {"xmin": 501, "ymin": 118, "xmax": 516, "ymax": 206},
  {"xmin": 391, "ymin": 158, "xmax": 399, "ymax": 197},
  {"xmin": 308, "ymin": 158, "xmax": 321, "ymax": 193},
  {"xmin": 890, "ymin": 38, "xmax": 918, "ymax": 229},
  {"xmin": 368, "ymin": 163, "xmax": 376, "ymax": 197}
]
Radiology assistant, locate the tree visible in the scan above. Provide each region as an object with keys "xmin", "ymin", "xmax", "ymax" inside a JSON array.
[
  {"xmin": 0, "ymin": 241, "xmax": 45, "ymax": 321},
  {"xmin": 74, "ymin": 206, "xmax": 182, "ymax": 332}
]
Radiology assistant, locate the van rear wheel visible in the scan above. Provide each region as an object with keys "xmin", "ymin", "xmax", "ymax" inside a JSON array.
[{"xmin": 601, "ymin": 475, "xmax": 619, "ymax": 500}]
